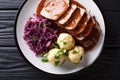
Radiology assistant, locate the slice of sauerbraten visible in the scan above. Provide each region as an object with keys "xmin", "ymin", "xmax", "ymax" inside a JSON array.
[{"xmin": 36, "ymin": 0, "xmax": 101, "ymax": 51}]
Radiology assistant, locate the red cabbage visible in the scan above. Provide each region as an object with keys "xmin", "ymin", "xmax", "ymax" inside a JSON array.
[{"xmin": 23, "ymin": 14, "xmax": 60, "ymax": 56}]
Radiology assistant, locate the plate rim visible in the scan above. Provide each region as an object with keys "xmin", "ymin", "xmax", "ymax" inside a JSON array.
[{"xmin": 14, "ymin": 0, "xmax": 106, "ymax": 75}]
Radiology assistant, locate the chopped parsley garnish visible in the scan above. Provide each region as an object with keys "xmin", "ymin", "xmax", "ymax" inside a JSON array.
[
  {"xmin": 55, "ymin": 53, "xmax": 60, "ymax": 58},
  {"xmin": 32, "ymin": 36, "xmax": 38, "ymax": 42},
  {"xmin": 72, "ymin": 50, "xmax": 78, "ymax": 54},
  {"xmin": 41, "ymin": 53, "xmax": 49, "ymax": 63},
  {"xmin": 43, "ymin": 53, "xmax": 48, "ymax": 58},
  {"xmin": 55, "ymin": 49, "xmax": 67, "ymax": 58},
  {"xmin": 63, "ymin": 42, "xmax": 67, "ymax": 45},
  {"xmin": 55, "ymin": 61, "xmax": 60, "ymax": 66},
  {"xmin": 53, "ymin": 42, "xmax": 59, "ymax": 48},
  {"xmin": 55, "ymin": 50, "xmax": 63, "ymax": 58},
  {"xmin": 41, "ymin": 58, "xmax": 48, "ymax": 63},
  {"xmin": 60, "ymin": 37, "xmax": 68, "ymax": 45},
  {"xmin": 43, "ymin": 23, "xmax": 46, "ymax": 28}
]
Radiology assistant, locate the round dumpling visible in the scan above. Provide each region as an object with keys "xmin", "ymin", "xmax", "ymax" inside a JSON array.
[
  {"xmin": 68, "ymin": 46, "xmax": 85, "ymax": 64},
  {"xmin": 57, "ymin": 33, "xmax": 75, "ymax": 50},
  {"xmin": 47, "ymin": 48, "xmax": 66, "ymax": 66}
]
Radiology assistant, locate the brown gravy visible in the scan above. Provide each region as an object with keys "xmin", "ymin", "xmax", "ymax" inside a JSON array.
[{"xmin": 36, "ymin": 0, "xmax": 45, "ymax": 16}]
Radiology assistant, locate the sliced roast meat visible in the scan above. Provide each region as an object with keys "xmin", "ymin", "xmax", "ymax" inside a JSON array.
[
  {"xmin": 58, "ymin": 3, "xmax": 77, "ymax": 25},
  {"xmin": 76, "ymin": 21, "xmax": 101, "ymax": 50},
  {"xmin": 84, "ymin": 16, "xmax": 96, "ymax": 37},
  {"xmin": 74, "ymin": 13, "xmax": 91, "ymax": 35},
  {"xmin": 76, "ymin": 16, "xmax": 96, "ymax": 39},
  {"xmin": 40, "ymin": 0, "xmax": 70, "ymax": 20},
  {"xmin": 64, "ymin": 8, "xmax": 85, "ymax": 30}
]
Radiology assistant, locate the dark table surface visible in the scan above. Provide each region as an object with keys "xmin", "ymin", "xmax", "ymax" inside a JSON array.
[{"xmin": 0, "ymin": 0, "xmax": 120, "ymax": 80}]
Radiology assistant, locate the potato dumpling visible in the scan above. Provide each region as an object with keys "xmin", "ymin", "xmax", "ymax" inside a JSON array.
[
  {"xmin": 68, "ymin": 46, "xmax": 85, "ymax": 64},
  {"xmin": 47, "ymin": 48, "xmax": 66, "ymax": 66},
  {"xmin": 57, "ymin": 33, "xmax": 75, "ymax": 50}
]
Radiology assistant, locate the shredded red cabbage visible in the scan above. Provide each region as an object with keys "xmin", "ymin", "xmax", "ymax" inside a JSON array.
[{"xmin": 23, "ymin": 14, "xmax": 59, "ymax": 56}]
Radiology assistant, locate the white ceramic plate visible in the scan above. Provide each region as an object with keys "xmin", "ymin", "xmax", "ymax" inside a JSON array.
[{"xmin": 15, "ymin": 0, "xmax": 105, "ymax": 75}]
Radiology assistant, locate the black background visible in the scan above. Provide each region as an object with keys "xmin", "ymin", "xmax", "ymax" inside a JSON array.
[{"xmin": 0, "ymin": 0, "xmax": 120, "ymax": 80}]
